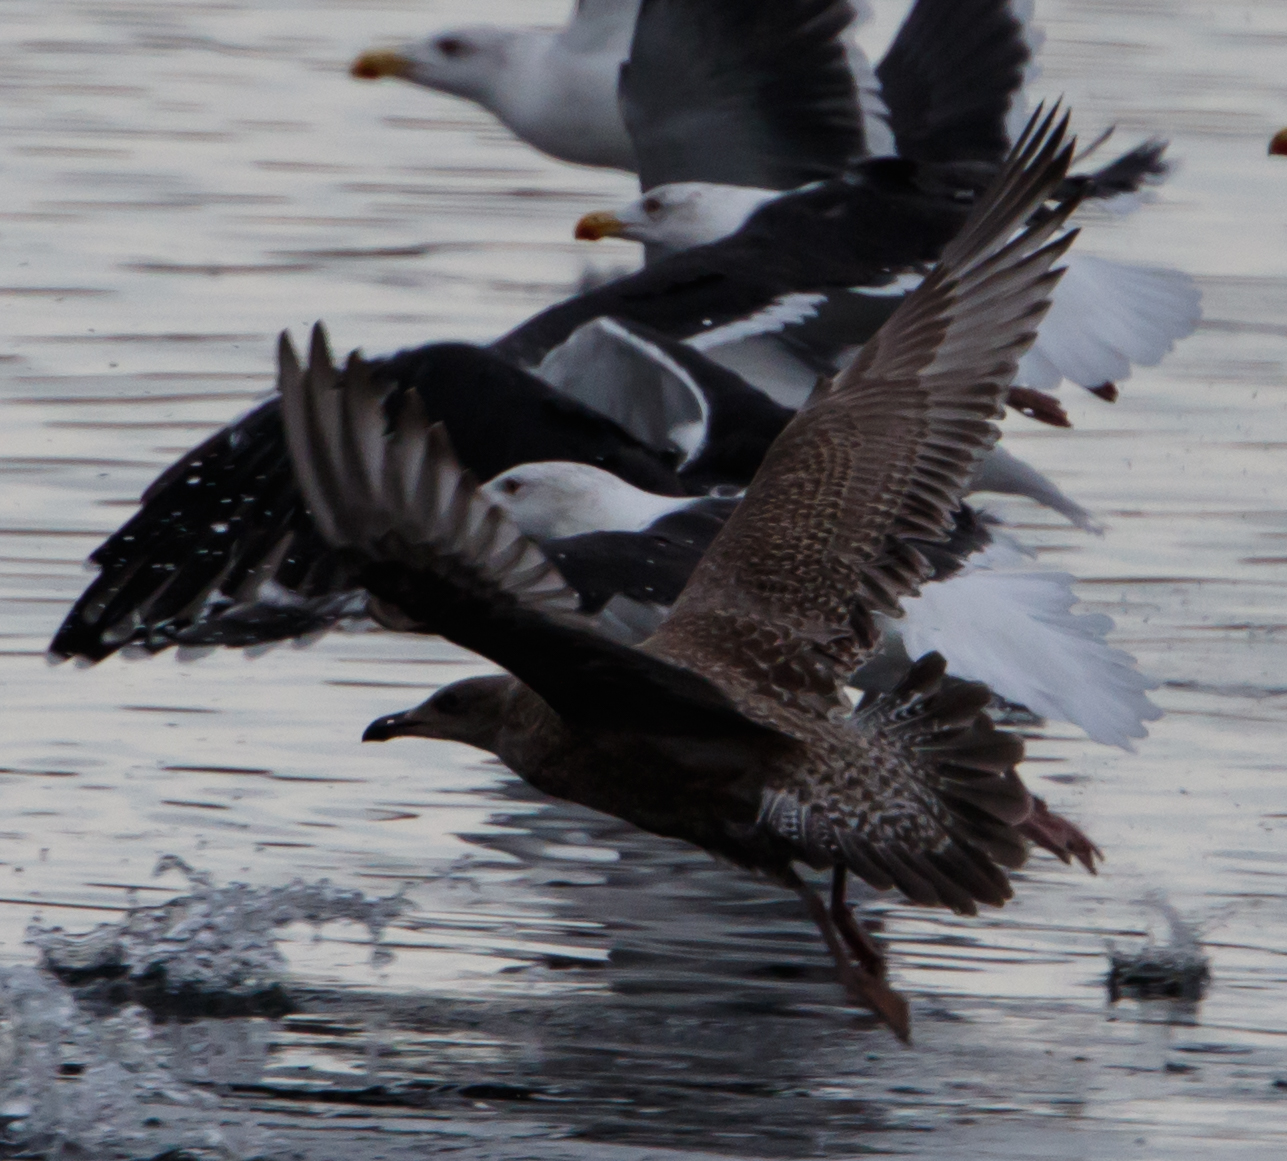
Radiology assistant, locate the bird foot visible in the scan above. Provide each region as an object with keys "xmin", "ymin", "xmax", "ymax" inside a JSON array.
[
  {"xmin": 1020, "ymin": 795, "xmax": 1103, "ymax": 874},
  {"xmin": 1007, "ymin": 386, "xmax": 1071, "ymax": 427},
  {"xmin": 837, "ymin": 958, "xmax": 911, "ymax": 1043}
]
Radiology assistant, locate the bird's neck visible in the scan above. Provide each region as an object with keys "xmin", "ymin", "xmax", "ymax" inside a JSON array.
[
  {"xmin": 491, "ymin": 682, "xmax": 573, "ymax": 775},
  {"xmin": 488, "ymin": 34, "xmax": 633, "ymax": 170}
]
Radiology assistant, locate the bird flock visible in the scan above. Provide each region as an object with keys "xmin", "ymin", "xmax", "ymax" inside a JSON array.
[{"xmin": 52, "ymin": 0, "xmax": 1203, "ymax": 1043}]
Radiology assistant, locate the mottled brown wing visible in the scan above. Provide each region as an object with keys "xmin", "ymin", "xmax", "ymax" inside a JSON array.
[{"xmin": 643, "ymin": 107, "xmax": 1079, "ymax": 732}]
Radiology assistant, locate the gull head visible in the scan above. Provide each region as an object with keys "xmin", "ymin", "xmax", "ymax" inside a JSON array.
[
  {"xmin": 575, "ymin": 183, "xmax": 779, "ymax": 256},
  {"xmin": 352, "ymin": 28, "xmax": 514, "ymax": 103},
  {"xmin": 362, "ymin": 675, "xmax": 515, "ymax": 752},
  {"xmin": 483, "ymin": 461, "xmax": 687, "ymax": 541}
]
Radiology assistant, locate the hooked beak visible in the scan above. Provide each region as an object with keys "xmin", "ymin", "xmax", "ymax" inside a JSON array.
[
  {"xmin": 362, "ymin": 711, "xmax": 411, "ymax": 742},
  {"xmin": 351, "ymin": 50, "xmax": 414, "ymax": 81},
  {"xmin": 1271, "ymin": 129, "xmax": 1287, "ymax": 156},
  {"xmin": 574, "ymin": 211, "xmax": 627, "ymax": 241}
]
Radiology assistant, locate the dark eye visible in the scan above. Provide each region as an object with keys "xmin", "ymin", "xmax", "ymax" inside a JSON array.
[
  {"xmin": 436, "ymin": 36, "xmax": 470, "ymax": 58},
  {"xmin": 435, "ymin": 689, "xmax": 464, "ymax": 713},
  {"xmin": 501, "ymin": 478, "xmax": 522, "ymax": 495},
  {"xmin": 642, "ymin": 196, "xmax": 662, "ymax": 215}
]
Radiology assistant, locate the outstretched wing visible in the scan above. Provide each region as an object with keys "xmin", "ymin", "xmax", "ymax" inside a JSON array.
[
  {"xmin": 47, "ymin": 394, "xmax": 361, "ymax": 662},
  {"xmin": 643, "ymin": 108, "xmax": 1079, "ymax": 731},
  {"xmin": 875, "ymin": 0, "xmax": 1031, "ymax": 164},
  {"xmin": 279, "ymin": 326, "xmax": 777, "ymax": 740},
  {"xmin": 620, "ymin": 0, "xmax": 863, "ymax": 191},
  {"xmin": 49, "ymin": 330, "xmax": 690, "ymax": 663}
]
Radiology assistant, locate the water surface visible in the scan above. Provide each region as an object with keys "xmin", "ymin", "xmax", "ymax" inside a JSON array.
[{"xmin": 1, "ymin": 0, "xmax": 1286, "ymax": 1156}]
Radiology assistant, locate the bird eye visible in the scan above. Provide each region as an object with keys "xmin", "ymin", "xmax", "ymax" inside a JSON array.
[
  {"xmin": 435, "ymin": 690, "xmax": 464, "ymax": 713},
  {"xmin": 436, "ymin": 36, "xmax": 470, "ymax": 58},
  {"xmin": 642, "ymin": 196, "xmax": 662, "ymax": 215},
  {"xmin": 501, "ymin": 478, "xmax": 522, "ymax": 495}
]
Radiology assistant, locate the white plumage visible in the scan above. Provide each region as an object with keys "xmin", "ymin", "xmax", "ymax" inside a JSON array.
[
  {"xmin": 893, "ymin": 539, "xmax": 1161, "ymax": 749},
  {"xmin": 482, "ymin": 460, "xmax": 700, "ymax": 541},
  {"xmin": 1018, "ymin": 254, "xmax": 1202, "ymax": 390}
]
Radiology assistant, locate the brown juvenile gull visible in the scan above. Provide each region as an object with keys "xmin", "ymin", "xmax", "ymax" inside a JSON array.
[{"xmin": 278, "ymin": 110, "xmax": 1084, "ymax": 1042}]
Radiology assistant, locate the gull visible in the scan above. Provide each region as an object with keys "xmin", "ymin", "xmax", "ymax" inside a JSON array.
[
  {"xmin": 352, "ymin": 0, "xmax": 1035, "ymax": 184},
  {"xmin": 277, "ymin": 111, "xmax": 1096, "ymax": 1040},
  {"xmin": 482, "ymin": 460, "xmax": 1160, "ymax": 749},
  {"xmin": 574, "ymin": 144, "xmax": 1197, "ymax": 403}
]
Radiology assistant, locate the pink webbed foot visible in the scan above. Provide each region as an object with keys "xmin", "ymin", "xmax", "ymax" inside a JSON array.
[{"xmin": 1020, "ymin": 795, "xmax": 1102, "ymax": 874}]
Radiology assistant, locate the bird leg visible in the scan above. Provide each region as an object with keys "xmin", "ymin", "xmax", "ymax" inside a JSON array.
[
  {"xmin": 830, "ymin": 867, "xmax": 887, "ymax": 979},
  {"xmin": 781, "ymin": 868, "xmax": 910, "ymax": 1043}
]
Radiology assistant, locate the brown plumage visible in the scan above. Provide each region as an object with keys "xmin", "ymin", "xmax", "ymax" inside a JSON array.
[{"xmin": 281, "ymin": 108, "xmax": 1096, "ymax": 1042}]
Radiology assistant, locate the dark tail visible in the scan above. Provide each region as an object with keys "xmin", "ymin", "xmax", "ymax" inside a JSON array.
[
  {"xmin": 857, "ymin": 653, "xmax": 1033, "ymax": 907},
  {"xmin": 762, "ymin": 654, "xmax": 1033, "ymax": 918},
  {"xmin": 1062, "ymin": 137, "xmax": 1170, "ymax": 202}
]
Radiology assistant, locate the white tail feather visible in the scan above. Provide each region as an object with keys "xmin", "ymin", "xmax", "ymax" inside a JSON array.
[
  {"xmin": 893, "ymin": 561, "xmax": 1160, "ymax": 749},
  {"xmin": 1021, "ymin": 254, "xmax": 1201, "ymax": 390}
]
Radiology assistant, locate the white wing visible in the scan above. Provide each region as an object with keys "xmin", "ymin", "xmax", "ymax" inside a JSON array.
[{"xmin": 537, "ymin": 318, "xmax": 709, "ymax": 465}]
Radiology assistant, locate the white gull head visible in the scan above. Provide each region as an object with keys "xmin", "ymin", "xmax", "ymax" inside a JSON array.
[
  {"xmin": 482, "ymin": 461, "xmax": 691, "ymax": 541},
  {"xmin": 582, "ymin": 183, "xmax": 780, "ymax": 256},
  {"xmin": 357, "ymin": 27, "xmax": 520, "ymax": 105},
  {"xmin": 353, "ymin": 26, "xmax": 634, "ymax": 170}
]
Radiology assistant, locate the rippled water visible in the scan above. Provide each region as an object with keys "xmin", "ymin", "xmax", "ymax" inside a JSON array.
[{"xmin": 1, "ymin": 0, "xmax": 1286, "ymax": 1156}]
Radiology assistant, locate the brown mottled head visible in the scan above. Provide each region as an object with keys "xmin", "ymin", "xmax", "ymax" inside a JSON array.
[{"xmin": 362, "ymin": 675, "xmax": 515, "ymax": 753}]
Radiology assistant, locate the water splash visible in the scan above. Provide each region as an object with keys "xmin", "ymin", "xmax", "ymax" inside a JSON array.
[
  {"xmin": 0, "ymin": 867, "xmax": 412, "ymax": 1155},
  {"xmin": 29, "ymin": 858, "xmax": 410, "ymax": 1013},
  {"xmin": 1107, "ymin": 893, "xmax": 1212, "ymax": 1003}
]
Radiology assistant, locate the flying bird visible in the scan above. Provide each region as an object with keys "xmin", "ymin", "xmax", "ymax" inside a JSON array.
[
  {"xmin": 276, "ymin": 111, "xmax": 1095, "ymax": 1040},
  {"xmin": 574, "ymin": 141, "xmax": 1195, "ymax": 404},
  {"xmin": 350, "ymin": 0, "xmax": 1034, "ymax": 182},
  {"xmin": 47, "ymin": 308, "xmax": 1097, "ymax": 664},
  {"xmin": 481, "ymin": 459, "xmax": 1160, "ymax": 749}
]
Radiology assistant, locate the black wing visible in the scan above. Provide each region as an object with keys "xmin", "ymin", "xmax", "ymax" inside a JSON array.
[
  {"xmin": 538, "ymin": 317, "xmax": 795, "ymax": 486},
  {"xmin": 620, "ymin": 0, "xmax": 863, "ymax": 191},
  {"xmin": 494, "ymin": 159, "xmax": 976, "ymax": 368},
  {"xmin": 1062, "ymin": 138, "xmax": 1170, "ymax": 201},
  {"xmin": 366, "ymin": 340, "xmax": 689, "ymax": 494},
  {"xmin": 50, "ymin": 334, "xmax": 691, "ymax": 662},
  {"xmin": 875, "ymin": 0, "xmax": 1029, "ymax": 164},
  {"xmin": 551, "ymin": 497, "xmax": 988, "ymax": 619},
  {"xmin": 48, "ymin": 397, "xmax": 360, "ymax": 662},
  {"xmin": 547, "ymin": 496, "xmax": 738, "ymax": 613}
]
